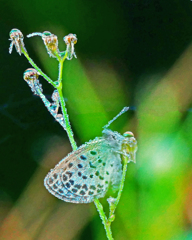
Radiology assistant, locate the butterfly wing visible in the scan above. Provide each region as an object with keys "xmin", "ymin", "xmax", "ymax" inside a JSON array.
[{"xmin": 44, "ymin": 136, "xmax": 122, "ymax": 203}]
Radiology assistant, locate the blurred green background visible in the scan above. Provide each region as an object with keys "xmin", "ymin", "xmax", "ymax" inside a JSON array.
[{"xmin": 1, "ymin": 0, "xmax": 192, "ymax": 239}]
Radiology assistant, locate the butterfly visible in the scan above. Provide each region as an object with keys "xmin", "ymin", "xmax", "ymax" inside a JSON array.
[{"xmin": 44, "ymin": 107, "xmax": 137, "ymax": 203}]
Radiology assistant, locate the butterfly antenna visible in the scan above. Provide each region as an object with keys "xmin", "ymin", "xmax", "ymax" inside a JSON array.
[
  {"xmin": 27, "ymin": 32, "xmax": 43, "ymax": 38},
  {"xmin": 103, "ymin": 107, "xmax": 129, "ymax": 129}
]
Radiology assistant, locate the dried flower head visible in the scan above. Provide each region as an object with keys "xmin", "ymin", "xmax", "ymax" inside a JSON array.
[
  {"xmin": 9, "ymin": 28, "xmax": 26, "ymax": 55},
  {"xmin": 27, "ymin": 31, "xmax": 59, "ymax": 58},
  {"xmin": 23, "ymin": 68, "xmax": 42, "ymax": 95},
  {"xmin": 63, "ymin": 33, "xmax": 77, "ymax": 60},
  {"xmin": 23, "ymin": 68, "xmax": 39, "ymax": 81}
]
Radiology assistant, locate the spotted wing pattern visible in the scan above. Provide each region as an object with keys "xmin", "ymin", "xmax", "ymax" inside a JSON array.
[{"xmin": 44, "ymin": 135, "xmax": 123, "ymax": 203}]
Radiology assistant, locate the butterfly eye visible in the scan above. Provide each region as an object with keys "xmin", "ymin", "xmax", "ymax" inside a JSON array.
[{"xmin": 123, "ymin": 131, "xmax": 134, "ymax": 137}]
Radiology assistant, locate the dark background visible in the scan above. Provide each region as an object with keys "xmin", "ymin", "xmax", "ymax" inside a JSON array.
[{"xmin": 1, "ymin": 0, "xmax": 192, "ymax": 239}]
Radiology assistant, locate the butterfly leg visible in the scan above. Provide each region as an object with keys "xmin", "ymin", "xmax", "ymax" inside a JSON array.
[
  {"xmin": 115, "ymin": 150, "xmax": 130, "ymax": 158},
  {"xmin": 114, "ymin": 150, "xmax": 136, "ymax": 163}
]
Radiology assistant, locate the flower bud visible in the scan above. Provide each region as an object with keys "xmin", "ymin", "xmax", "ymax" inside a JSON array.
[
  {"xmin": 23, "ymin": 68, "xmax": 42, "ymax": 95},
  {"xmin": 9, "ymin": 28, "xmax": 26, "ymax": 55},
  {"xmin": 27, "ymin": 31, "xmax": 59, "ymax": 59},
  {"xmin": 63, "ymin": 33, "xmax": 77, "ymax": 60},
  {"xmin": 23, "ymin": 68, "xmax": 39, "ymax": 81},
  {"xmin": 42, "ymin": 31, "xmax": 59, "ymax": 58}
]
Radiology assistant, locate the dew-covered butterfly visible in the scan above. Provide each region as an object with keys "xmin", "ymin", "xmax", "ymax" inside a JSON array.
[{"xmin": 44, "ymin": 107, "xmax": 137, "ymax": 203}]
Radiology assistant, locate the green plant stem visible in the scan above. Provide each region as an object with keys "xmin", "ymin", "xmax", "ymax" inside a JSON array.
[
  {"xmin": 94, "ymin": 199, "xmax": 113, "ymax": 240},
  {"xmin": 58, "ymin": 62, "xmax": 63, "ymax": 86},
  {"xmin": 22, "ymin": 47, "xmax": 57, "ymax": 88},
  {"xmin": 57, "ymin": 59, "xmax": 65, "ymax": 87},
  {"xmin": 115, "ymin": 156, "xmax": 129, "ymax": 204},
  {"xmin": 108, "ymin": 156, "xmax": 129, "ymax": 222},
  {"xmin": 56, "ymin": 57, "xmax": 77, "ymax": 151},
  {"xmin": 22, "ymin": 46, "xmax": 76, "ymax": 150},
  {"xmin": 57, "ymin": 51, "xmax": 68, "ymax": 86},
  {"xmin": 57, "ymin": 86, "xmax": 77, "ymax": 150}
]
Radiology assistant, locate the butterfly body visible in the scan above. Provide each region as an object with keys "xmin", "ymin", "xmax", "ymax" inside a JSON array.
[{"xmin": 44, "ymin": 128, "xmax": 137, "ymax": 204}]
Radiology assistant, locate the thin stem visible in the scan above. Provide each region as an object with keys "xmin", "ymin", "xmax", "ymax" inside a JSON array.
[
  {"xmin": 54, "ymin": 51, "xmax": 62, "ymax": 62},
  {"xmin": 21, "ymin": 47, "xmax": 57, "ymax": 88},
  {"xmin": 57, "ymin": 51, "xmax": 68, "ymax": 86},
  {"xmin": 57, "ymin": 60, "xmax": 64, "ymax": 87},
  {"xmin": 108, "ymin": 156, "xmax": 129, "ymax": 221},
  {"xmin": 94, "ymin": 199, "xmax": 114, "ymax": 240},
  {"xmin": 57, "ymin": 87, "xmax": 77, "ymax": 150},
  {"xmin": 115, "ymin": 157, "xmax": 129, "ymax": 205},
  {"xmin": 56, "ymin": 57, "xmax": 77, "ymax": 150},
  {"xmin": 58, "ymin": 62, "xmax": 63, "ymax": 85}
]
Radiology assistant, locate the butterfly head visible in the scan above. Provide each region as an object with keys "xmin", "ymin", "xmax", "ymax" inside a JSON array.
[{"xmin": 122, "ymin": 131, "xmax": 137, "ymax": 163}]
